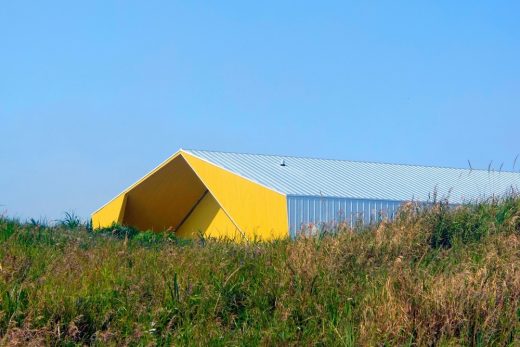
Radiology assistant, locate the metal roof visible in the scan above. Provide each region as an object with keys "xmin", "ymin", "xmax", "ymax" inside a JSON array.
[{"xmin": 184, "ymin": 149, "xmax": 520, "ymax": 204}]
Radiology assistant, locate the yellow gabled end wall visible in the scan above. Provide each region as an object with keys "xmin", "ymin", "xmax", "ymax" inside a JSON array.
[
  {"xmin": 91, "ymin": 150, "xmax": 290, "ymax": 241},
  {"xmin": 182, "ymin": 152, "xmax": 289, "ymax": 240},
  {"xmin": 92, "ymin": 193, "xmax": 127, "ymax": 229},
  {"xmin": 176, "ymin": 192, "xmax": 241, "ymax": 240}
]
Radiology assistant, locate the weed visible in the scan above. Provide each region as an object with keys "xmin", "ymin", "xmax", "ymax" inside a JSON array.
[
  {"xmin": 57, "ymin": 211, "xmax": 82, "ymax": 230},
  {"xmin": 0, "ymin": 196, "xmax": 520, "ymax": 345}
]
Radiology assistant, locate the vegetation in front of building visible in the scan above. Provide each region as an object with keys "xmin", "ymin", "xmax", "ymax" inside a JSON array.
[{"xmin": 1, "ymin": 196, "xmax": 520, "ymax": 345}]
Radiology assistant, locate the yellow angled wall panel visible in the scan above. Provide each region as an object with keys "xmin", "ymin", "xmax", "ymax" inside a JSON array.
[
  {"xmin": 122, "ymin": 155, "xmax": 206, "ymax": 231},
  {"xmin": 176, "ymin": 192, "xmax": 241, "ymax": 240},
  {"xmin": 91, "ymin": 152, "xmax": 208, "ymax": 232},
  {"xmin": 92, "ymin": 193, "xmax": 127, "ymax": 228},
  {"xmin": 182, "ymin": 152, "xmax": 288, "ymax": 240}
]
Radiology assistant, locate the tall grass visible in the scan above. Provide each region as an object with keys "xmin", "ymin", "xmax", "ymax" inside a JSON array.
[{"xmin": 1, "ymin": 197, "xmax": 520, "ymax": 345}]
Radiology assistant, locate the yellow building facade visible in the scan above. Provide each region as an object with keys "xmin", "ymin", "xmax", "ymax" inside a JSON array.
[{"xmin": 92, "ymin": 150, "xmax": 288, "ymax": 241}]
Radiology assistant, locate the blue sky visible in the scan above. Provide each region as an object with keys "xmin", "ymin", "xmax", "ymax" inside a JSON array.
[{"xmin": 1, "ymin": 1, "xmax": 519, "ymax": 220}]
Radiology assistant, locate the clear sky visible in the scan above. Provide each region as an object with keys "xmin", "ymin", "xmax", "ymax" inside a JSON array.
[{"xmin": 1, "ymin": 1, "xmax": 519, "ymax": 221}]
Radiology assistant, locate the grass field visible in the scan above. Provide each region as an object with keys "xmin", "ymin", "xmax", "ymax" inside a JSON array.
[{"xmin": 1, "ymin": 196, "xmax": 520, "ymax": 346}]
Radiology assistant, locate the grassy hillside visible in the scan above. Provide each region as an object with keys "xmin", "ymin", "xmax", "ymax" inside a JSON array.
[{"xmin": 1, "ymin": 197, "xmax": 520, "ymax": 346}]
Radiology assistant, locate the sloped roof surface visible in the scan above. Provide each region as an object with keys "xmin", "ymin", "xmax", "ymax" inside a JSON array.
[{"xmin": 184, "ymin": 149, "xmax": 520, "ymax": 204}]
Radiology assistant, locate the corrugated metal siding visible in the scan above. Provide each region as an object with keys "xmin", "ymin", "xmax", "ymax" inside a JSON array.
[
  {"xmin": 184, "ymin": 149, "xmax": 520, "ymax": 204},
  {"xmin": 287, "ymin": 196, "xmax": 403, "ymax": 237}
]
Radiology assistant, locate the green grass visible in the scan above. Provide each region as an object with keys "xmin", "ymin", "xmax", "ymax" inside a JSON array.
[{"xmin": 1, "ymin": 197, "xmax": 520, "ymax": 346}]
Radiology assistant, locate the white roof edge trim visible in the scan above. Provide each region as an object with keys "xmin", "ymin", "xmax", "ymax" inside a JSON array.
[{"xmin": 181, "ymin": 149, "xmax": 287, "ymax": 196}]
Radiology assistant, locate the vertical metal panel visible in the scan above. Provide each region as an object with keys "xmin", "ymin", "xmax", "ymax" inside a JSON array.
[{"xmin": 287, "ymin": 195, "xmax": 404, "ymax": 237}]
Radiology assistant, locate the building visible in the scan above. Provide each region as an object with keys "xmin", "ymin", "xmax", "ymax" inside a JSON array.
[{"xmin": 92, "ymin": 149, "xmax": 520, "ymax": 240}]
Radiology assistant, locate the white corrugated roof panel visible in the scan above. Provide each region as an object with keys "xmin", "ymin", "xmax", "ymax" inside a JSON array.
[{"xmin": 183, "ymin": 149, "xmax": 520, "ymax": 204}]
